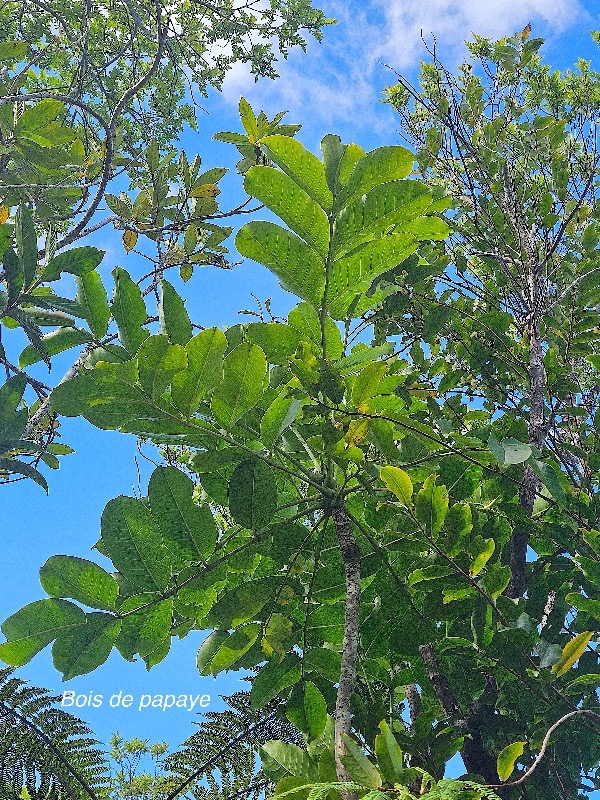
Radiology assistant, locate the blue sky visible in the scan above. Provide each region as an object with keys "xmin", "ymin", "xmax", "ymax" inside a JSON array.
[{"xmin": 1, "ymin": 0, "xmax": 599, "ymax": 767}]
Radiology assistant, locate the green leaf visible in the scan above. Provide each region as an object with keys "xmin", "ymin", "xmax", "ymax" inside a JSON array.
[
  {"xmin": 159, "ymin": 279, "xmax": 193, "ymax": 345},
  {"xmin": 4, "ymin": 247, "xmax": 23, "ymax": 304},
  {"xmin": 136, "ymin": 335, "xmax": 187, "ymax": 398},
  {"xmin": 0, "ymin": 599, "xmax": 84, "ymax": 666},
  {"xmin": 0, "ymin": 457, "xmax": 48, "ymax": 491},
  {"xmin": 244, "ymin": 166, "xmax": 330, "ymax": 257},
  {"xmin": 304, "ymin": 648, "xmax": 341, "ymax": 682},
  {"xmin": 261, "ymin": 392, "xmax": 303, "ymax": 449},
  {"xmin": 148, "ymin": 466, "xmax": 217, "ymax": 566},
  {"xmin": 250, "ymin": 652, "xmax": 301, "ymax": 708},
  {"xmin": 236, "ymin": 222, "xmax": 325, "ymax": 308},
  {"xmin": 332, "ymin": 180, "xmax": 431, "ymax": 257},
  {"xmin": 375, "ymin": 720, "xmax": 405, "ymax": 785},
  {"xmin": 111, "ymin": 267, "xmax": 149, "ymax": 354},
  {"xmin": 171, "ymin": 327, "xmax": 227, "ymax": 417},
  {"xmin": 551, "ymin": 631, "xmax": 593, "ymax": 676},
  {"xmin": 286, "ymin": 681, "xmax": 327, "ymax": 740},
  {"xmin": 380, "ymin": 465, "xmax": 413, "ymax": 507},
  {"xmin": 19, "ymin": 328, "xmax": 92, "ymax": 368},
  {"xmin": 496, "ymin": 741, "xmax": 526, "ymax": 782},
  {"xmin": 41, "ymin": 247, "xmax": 104, "ymax": 281},
  {"xmin": 415, "ymin": 475, "xmax": 448, "ymax": 536},
  {"xmin": 327, "ymin": 233, "xmax": 417, "ymax": 320},
  {"xmin": 197, "ymin": 625, "xmax": 261, "ymax": 675},
  {"xmin": 288, "ymin": 302, "xmax": 344, "ymax": 360},
  {"xmin": 529, "ymin": 458, "xmax": 567, "ymax": 504},
  {"xmin": 229, "ymin": 459, "xmax": 277, "ymax": 530},
  {"xmin": 239, "ymin": 97, "xmax": 258, "ymax": 142},
  {"xmin": 261, "ymin": 740, "xmax": 317, "ymax": 781},
  {"xmin": 488, "ymin": 433, "xmax": 531, "ymax": 465},
  {"xmin": 0, "ymin": 373, "xmax": 27, "ymax": 441},
  {"xmin": 39, "ymin": 556, "xmax": 119, "ymax": 610},
  {"xmin": 565, "ymin": 592, "xmax": 600, "ymax": 619},
  {"xmin": 0, "ymin": 41, "xmax": 28, "ymax": 60},
  {"xmin": 211, "ymin": 342, "xmax": 268, "ymax": 428},
  {"xmin": 468, "ymin": 537, "xmax": 495, "ymax": 576},
  {"xmin": 260, "ymin": 135, "xmax": 333, "ymax": 211},
  {"xmin": 337, "ymin": 146, "xmax": 415, "ymax": 208},
  {"xmin": 443, "ymin": 503, "xmax": 473, "ymax": 556},
  {"xmin": 15, "ymin": 205, "xmax": 37, "ymax": 288},
  {"xmin": 482, "ymin": 563, "xmax": 512, "ymax": 599},
  {"xmin": 246, "ymin": 322, "xmax": 301, "ymax": 365},
  {"xmin": 76, "ymin": 271, "xmax": 110, "ymax": 338},
  {"xmin": 340, "ymin": 735, "xmax": 382, "ymax": 788},
  {"xmin": 116, "ymin": 597, "xmax": 173, "ymax": 660},
  {"xmin": 101, "ymin": 496, "xmax": 171, "ymax": 592},
  {"xmin": 52, "ymin": 612, "xmax": 120, "ymax": 680},
  {"xmin": 262, "ymin": 613, "xmax": 295, "ymax": 660}
]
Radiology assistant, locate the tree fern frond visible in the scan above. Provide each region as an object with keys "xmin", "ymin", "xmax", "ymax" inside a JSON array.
[
  {"xmin": 166, "ymin": 692, "xmax": 302, "ymax": 800},
  {"xmin": 0, "ymin": 668, "xmax": 109, "ymax": 800}
]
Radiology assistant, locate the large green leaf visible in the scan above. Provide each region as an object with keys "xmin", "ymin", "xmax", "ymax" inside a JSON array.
[
  {"xmin": 137, "ymin": 335, "xmax": 187, "ymax": 398},
  {"xmin": 244, "ymin": 166, "xmax": 330, "ymax": 257},
  {"xmin": 340, "ymin": 735, "xmax": 382, "ymax": 788},
  {"xmin": 415, "ymin": 475, "xmax": 448, "ymax": 537},
  {"xmin": 52, "ymin": 612, "xmax": 120, "ymax": 680},
  {"xmin": 41, "ymin": 246, "xmax": 104, "ymax": 281},
  {"xmin": 332, "ymin": 180, "xmax": 432, "ymax": 257},
  {"xmin": 228, "ymin": 459, "xmax": 277, "ymax": 530},
  {"xmin": 116, "ymin": 596, "xmax": 173, "ymax": 660},
  {"xmin": 19, "ymin": 327, "xmax": 92, "ymax": 368},
  {"xmin": 39, "ymin": 556, "xmax": 119, "ymax": 610},
  {"xmin": 496, "ymin": 741, "xmax": 526, "ymax": 782},
  {"xmin": 111, "ymin": 267, "xmax": 149, "ymax": 354},
  {"xmin": 211, "ymin": 342, "xmax": 268, "ymax": 428},
  {"xmin": 15, "ymin": 205, "xmax": 37, "ymax": 288},
  {"xmin": 260, "ymin": 740, "xmax": 317, "ymax": 781},
  {"xmin": 159, "ymin": 279, "xmax": 193, "ymax": 345},
  {"xmin": 260, "ymin": 135, "xmax": 333, "ymax": 211},
  {"xmin": 261, "ymin": 391, "xmax": 303, "ymax": 449},
  {"xmin": 551, "ymin": 631, "xmax": 593, "ymax": 676},
  {"xmin": 197, "ymin": 624, "xmax": 261, "ymax": 675},
  {"xmin": 148, "ymin": 466, "xmax": 217, "ymax": 565},
  {"xmin": 0, "ymin": 599, "xmax": 84, "ymax": 666},
  {"xmin": 202, "ymin": 581, "xmax": 272, "ymax": 629},
  {"xmin": 327, "ymin": 233, "xmax": 417, "ymax": 319},
  {"xmin": 76, "ymin": 270, "xmax": 110, "ymax": 338},
  {"xmin": 336, "ymin": 146, "xmax": 415, "ymax": 209},
  {"xmin": 250, "ymin": 652, "xmax": 302, "ymax": 708},
  {"xmin": 236, "ymin": 222, "xmax": 325, "ymax": 308},
  {"xmin": 288, "ymin": 302, "xmax": 344, "ymax": 360},
  {"xmin": 0, "ymin": 373, "xmax": 28, "ymax": 441},
  {"xmin": 101, "ymin": 496, "xmax": 171, "ymax": 592},
  {"xmin": 171, "ymin": 327, "xmax": 227, "ymax": 417},
  {"xmin": 380, "ymin": 465, "xmax": 413, "ymax": 507},
  {"xmin": 375, "ymin": 720, "xmax": 405, "ymax": 785},
  {"xmin": 286, "ymin": 681, "xmax": 327, "ymax": 740}
]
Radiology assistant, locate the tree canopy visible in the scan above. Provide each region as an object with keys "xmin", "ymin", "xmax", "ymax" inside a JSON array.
[{"xmin": 1, "ymin": 13, "xmax": 600, "ymax": 800}]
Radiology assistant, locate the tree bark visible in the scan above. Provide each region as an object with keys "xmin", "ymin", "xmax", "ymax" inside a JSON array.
[
  {"xmin": 508, "ymin": 313, "xmax": 545, "ymax": 598},
  {"xmin": 419, "ymin": 643, "xmax": 498, "ymax": 782},
  {"xmin": 331, "ymin": 505, "xmax": 361, "ymax": 790}
]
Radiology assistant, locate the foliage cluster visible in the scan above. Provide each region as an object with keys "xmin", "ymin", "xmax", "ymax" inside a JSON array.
[{"xmin": 1, "ymin": 10, "xmax": 600, "ymax": 800}]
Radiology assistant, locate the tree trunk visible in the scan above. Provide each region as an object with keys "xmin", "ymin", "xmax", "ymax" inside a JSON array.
[
  {"xmin": 508, "ymin": 313, "xmax": 545, "ymax": 598},
  {"xmin": 331, "ymin": 505, "xmax": 361, "ymax": 791}
]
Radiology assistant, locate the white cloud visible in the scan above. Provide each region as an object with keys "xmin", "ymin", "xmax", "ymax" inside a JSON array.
[{"xmin": 219, "ymin": 0, "xmax": 590, "ymax": 142}]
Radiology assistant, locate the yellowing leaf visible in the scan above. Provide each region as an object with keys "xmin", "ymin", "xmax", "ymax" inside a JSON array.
[
  {"xmin": 191, "ymin": 183, "xmax": 221, "ymax": 198},
  {"xmin": 497, "ymin": 741, "xmax": 526, "ymax": 781},
  {"xmin": 380, "ymin": 465, "xmax": 413, "ymax": 507},
  {"xmin": 0, "ymin": 206, "xmax": 9, "ymax": 224},
  {"xmin": 122, "ymin": 229, "xmax": 138, "ymax": 253},
  {"xmin": 552, "ymin": 631, "xmax": 593, "ymax": 676},
  {"xmin": 344, "ymin": 418, "xmax": 370, "ymax": 446}
]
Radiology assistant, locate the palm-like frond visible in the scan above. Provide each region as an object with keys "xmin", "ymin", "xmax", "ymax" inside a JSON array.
[
  {"xmin": 0, "ymin": 668, "xmax": 109, "ymax": 800},
  {"xmin": 166, "ymin": 692, "xmax": 303, "ymax": 800}
]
